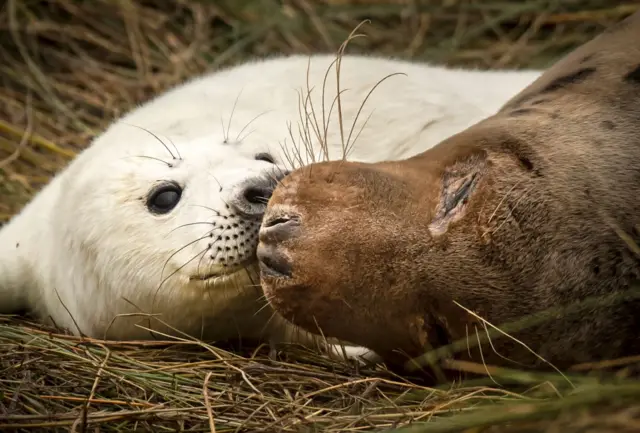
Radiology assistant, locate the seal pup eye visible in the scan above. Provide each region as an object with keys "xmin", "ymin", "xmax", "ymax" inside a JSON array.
[
  {"xmin": 255, "ymin": 153, "xmax": 275, "ymax": 164},
  {"xmin": 147, "ymin": 181, "xmax": 183, "ymax": 214}
]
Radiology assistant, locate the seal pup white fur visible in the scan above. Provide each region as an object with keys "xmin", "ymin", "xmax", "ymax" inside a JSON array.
[{"xmin": 0, "ymin": 54, "xmax": 541, "ymax": 354}]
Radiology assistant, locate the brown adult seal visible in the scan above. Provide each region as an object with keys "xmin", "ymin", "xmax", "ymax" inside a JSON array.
[{"xmin": 256, "ymin": 11, "xmax": 640, "ymax": 374}]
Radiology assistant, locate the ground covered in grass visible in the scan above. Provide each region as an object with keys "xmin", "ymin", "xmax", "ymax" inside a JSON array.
[
  {"xmin": 1, "ymin": 1, "xmax": 640, "ymax": 431},
  {"xmin": 2, "ymin": 315, "xmax": 640, "ymax": 432}
]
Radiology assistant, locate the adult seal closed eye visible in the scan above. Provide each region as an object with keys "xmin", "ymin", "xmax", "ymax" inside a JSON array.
[
  {"xmin": 258, "ymin": 13, "xmax": 640, "ymax": 373},
  {"xmin": 0, "ymin": 51, "xmax": 541, "ymax": 355}
]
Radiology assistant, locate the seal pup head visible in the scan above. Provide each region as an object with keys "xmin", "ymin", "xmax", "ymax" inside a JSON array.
[
  {"xmin": 22, "ymin": 116, "xmax": 294, "ymax": 340},
  {"xmin": 258, "ymin": 11, "xmax": 640, "ymax": 372}
]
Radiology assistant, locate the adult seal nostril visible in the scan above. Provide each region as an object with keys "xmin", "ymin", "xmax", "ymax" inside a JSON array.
[{"xmin": 259, "ymin": 215, "xmax": 301, "ymax": 243}]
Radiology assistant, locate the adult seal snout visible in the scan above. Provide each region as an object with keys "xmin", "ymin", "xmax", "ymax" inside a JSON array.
[{"xmin": 259, "ymin": 12, "xmax": 640, "ymax": 373}]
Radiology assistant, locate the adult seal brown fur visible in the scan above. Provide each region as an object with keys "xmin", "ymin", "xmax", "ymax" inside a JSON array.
[{"xmin": 257, "ymin": 12, "xmax": 640, "ymax": 374}]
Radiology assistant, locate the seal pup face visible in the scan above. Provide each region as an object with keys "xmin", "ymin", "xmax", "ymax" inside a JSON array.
[
  {"xmin": 259, "ymin": 10, "xmax": 640, "ymax": 371},
  {"xmin": 51, "ymin": 120, "xmax": 293, "ymax": 338}
]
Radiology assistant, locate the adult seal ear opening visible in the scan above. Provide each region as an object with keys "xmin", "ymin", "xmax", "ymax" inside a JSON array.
[{"xmin": 258, "ymin": 12, "xmax": 640, "ymax": 375}]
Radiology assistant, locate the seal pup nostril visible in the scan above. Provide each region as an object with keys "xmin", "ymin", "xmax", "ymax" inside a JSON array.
[
  {"xmin": 257, "ymin": 244, "xmax": 293, "ymax": 278},
  {"xmin": 231, "ymin": 173, "xmax": 287, "ymax": 218},
  {"xmin": 243, "ymin": 186, "xmax": 271, "ymax": 205},
  {"xmin": 259, "ymin": 214, "xmax": 301, "ymax": 243}
]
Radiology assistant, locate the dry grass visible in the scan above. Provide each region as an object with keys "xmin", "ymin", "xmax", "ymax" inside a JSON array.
[
  {"xmin": 2, "ymin": 314, "xmax": 640, "ymax": 432},
  {"xmin": 1, "ymin": 0, "xmax": 640, "ymax": 431}
]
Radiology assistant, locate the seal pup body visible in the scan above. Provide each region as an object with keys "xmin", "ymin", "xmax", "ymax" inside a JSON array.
[
  {"xmin": 0, "ymin": 53, "xmax": 540, "ymax": 350},
  {"xmin": 258, "ymin": 14, "xmax": 640, "ymax": 372}
]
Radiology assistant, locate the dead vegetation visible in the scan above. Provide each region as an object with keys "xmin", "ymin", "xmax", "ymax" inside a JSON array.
[
  {"xmin": 1, "ymin": 1, "xmax": 640, "ymax": 431},
  {"xmin": 2, "ymin": 313, "xmax": 640, "ymax": 432}
]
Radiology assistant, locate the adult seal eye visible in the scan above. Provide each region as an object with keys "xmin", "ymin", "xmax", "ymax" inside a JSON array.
[
  {"xmin": 255, "ymin": 153, "xmax": 276, "ymax": 164},
  {"xmin": 147, "ymin": 182, "xmax": 182, "ymax": 214}
]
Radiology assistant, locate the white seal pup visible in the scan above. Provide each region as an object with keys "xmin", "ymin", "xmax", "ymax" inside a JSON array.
[{"xmin": 0, "ymin": 53, "xmax": 542, "ymax": 355}]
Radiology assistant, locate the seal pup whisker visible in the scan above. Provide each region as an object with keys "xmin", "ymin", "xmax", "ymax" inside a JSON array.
[
  {"xmin": 188, "ymin": 204, "xmax": 223, "ymax": 217},
  {"xmin": 235, "ymin": 110, "xmax": 274, "ymax": 144},
  {"xmin": 127, "ymin": 155, "xmax": 175, "ymax": 168},
  {"xmin": 205, "ymin": 172, "xmax": 224, "ymax": 194},
  {"xmin": 120, "ymin": 122, "xmax": 182, "ymax": 162},
  {"xmin": 159, "ymin": 230, "xmax": 217, "ymax": 283},
  {"xmin": 155, "ymin": 243, "xmax": 211, "ymax": 303},
  {"xmin": 221, "ymin": 88, "xmax": 244, "ymax": 145},
  {"xmin": 166, "ymin": 221, "xmax": 217, "ymax": 237}
]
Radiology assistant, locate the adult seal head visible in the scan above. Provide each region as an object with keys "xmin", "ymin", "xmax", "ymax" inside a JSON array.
[{"xmin": 258, "ymin": 12, "xmax": 640, "ymax": 373}]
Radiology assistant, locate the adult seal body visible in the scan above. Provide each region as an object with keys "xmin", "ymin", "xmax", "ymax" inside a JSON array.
[
  {"xmin": 258, "ymin": 15, "xmax": 640, "ymax": 372},
  {"xmin": 0, "ymin": 53, "xmax": 540, "ymax": 350}
]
